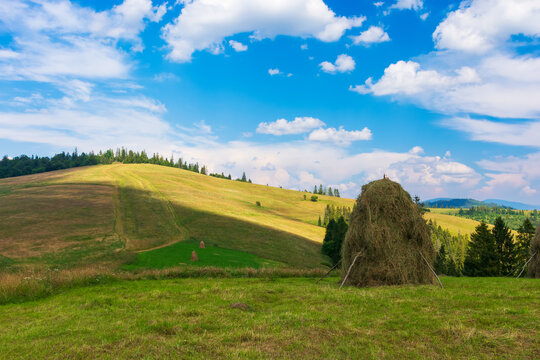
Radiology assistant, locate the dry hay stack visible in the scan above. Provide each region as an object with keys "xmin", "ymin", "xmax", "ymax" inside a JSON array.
[
  {"xmin": 527, "ymin": 224, "xmax": 540, "ymax": 278},
  {"xmin": 341, "ymin": 178, "xmax": 435, "ymax": 287}
]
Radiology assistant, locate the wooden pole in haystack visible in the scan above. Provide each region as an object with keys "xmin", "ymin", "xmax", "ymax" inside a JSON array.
[
  {"xmin": 340, "ymin": 253, "xmax": 361, "ymax": 289},
  {"xmin": 516, "ymin": 252, "xmax": 537, "ymax": 279},
  {"xmin": 418, "ymin": 250, "xmax": 443, "ymax": 289},
  {"xmin": 316, "ymin": 259, "xmax": 342, "ymax": 283}
]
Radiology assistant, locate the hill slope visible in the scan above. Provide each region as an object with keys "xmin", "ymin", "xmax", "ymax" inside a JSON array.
[
  {"xmin": 425, "ymin": 197, "xmax": 540, "ymax": 210},
  {"xmin": 0, "ymin": 164, "xmax": 355, "ymax": 270}
]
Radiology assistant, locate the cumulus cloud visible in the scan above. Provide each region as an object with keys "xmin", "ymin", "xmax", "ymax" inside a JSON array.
[
  {"xmin": 354, "ymin": 1, "xmax": 540, "ymax": 120},
  {"xmin": 351, "ymin": 55, "xmax": 540, "ymax": 119},
  {"xmin": 162, "ymin": 0, "xmax": 365, "ymax": 62},
  {"xmin": 257, "ymin": 117, "xmax": 325, "ymax": 135},
  {"xmin": 308, "ymin": 126, "xmax": 372, "ymax": 146},
  {"xmin": 374, "ymin": 2, "xmax": 384, "ymax": 7},
  {"xmin": 442, "ymin": 117, "xmax": 540, "ymax": 148},
  {"xmin": 350, "ymin": 60, "xmax": 479, "ymax": 95},
  {"xmin": 389, "ymin": 0, "xmax": 423, "ymax": 11},
  {"xmin": 0, "ymin": 96, "xmax": 171, "ymax": 152},
  {"xmin": 320, "ymin": 54, "xmax": 355, "ymax": 73},
  {"xmin": 433, "ymin": 0, "xmax": 540, "ymax": 53},
  {"xmin": 268, "ymin": 68, "xmax": 281, "ymax": 76},
  {"xmin": 351, "ymin": 26, "xmax": 390, "ymax": 45},
  {"xmin": 177, "ymin": 142, "xmax": 480, "ymax": 198},
  {"xmin": 0, "ymin": 0, "xmax": 167, "ymax": 83},
  {"xmin": 229, "ymin": 40, "xmax": 248, "ymax": 52}
]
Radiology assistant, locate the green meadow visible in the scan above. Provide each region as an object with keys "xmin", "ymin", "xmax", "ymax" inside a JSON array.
[{"xmin": 0, "ymin": 277, "xmax": 538, "ymax": 359}]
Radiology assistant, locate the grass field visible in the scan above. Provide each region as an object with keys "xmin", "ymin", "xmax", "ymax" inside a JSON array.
[
  {"xmin": 0, "ymin": 276, "xmax": 538, "ymax": 359},
  {"xmin": 424, "ymin": 211, "xmax": 482, "ymax": 235},
  {"xmin": 425, "ymin": 210, "xmax": 520, "ymax": 237},
  {"xmin": 123, "ymin": 239, "xmax": 284, "ymax": 270},
  {"xmin": 0, "ymin": 164, "xmax": 497, "ymax": 273},
  {"xmin": 0, "ymin": 164, "xmax": 355, "ymax": 270}
]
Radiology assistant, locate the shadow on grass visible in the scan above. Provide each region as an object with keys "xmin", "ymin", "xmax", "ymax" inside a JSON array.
[{"xmin": 0, "ymin": 168, "xmax": 330, "ymax": 271}]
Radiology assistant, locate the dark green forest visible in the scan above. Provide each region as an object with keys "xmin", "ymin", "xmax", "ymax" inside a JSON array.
[{"xmin": 0, "ymin": 148, "xmax": 252, "ymax": 182}]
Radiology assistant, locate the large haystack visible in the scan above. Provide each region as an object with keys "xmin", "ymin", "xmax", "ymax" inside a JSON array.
[
  {"xmin": 527, "ymin": 224, "xmax": 540, "ymax": 278},
  {"xmin": 341, "ymin": 178, "xmax": 435, "ymax": 287}
]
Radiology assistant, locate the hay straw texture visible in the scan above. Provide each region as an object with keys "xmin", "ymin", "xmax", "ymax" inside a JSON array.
[
  {"xmin": 341, "ymin": 178, "xmax": 435, "ymax": 287},
  {"xmin": 527, "ymin": 225, "xmax": 540, "ymax": 278}
]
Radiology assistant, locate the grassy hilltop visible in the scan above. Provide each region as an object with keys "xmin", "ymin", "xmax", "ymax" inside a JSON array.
[
  {"xmin": 0, "ymin": 163, "xmax": 355, "ymax": 270},
  {"xmin": 0, "ymin": 163, "xmax": 492, "ymax": 272}
]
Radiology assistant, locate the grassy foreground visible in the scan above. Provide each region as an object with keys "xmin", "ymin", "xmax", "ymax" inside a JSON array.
[{"xmin": 0, "ymin": 277, "xmax": 538, "ymax": 359}]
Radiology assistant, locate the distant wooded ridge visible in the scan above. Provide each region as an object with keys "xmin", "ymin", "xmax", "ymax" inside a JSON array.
[{"xmin": 424, "ymin": 198, "xmax": 539, "ymax": 211}]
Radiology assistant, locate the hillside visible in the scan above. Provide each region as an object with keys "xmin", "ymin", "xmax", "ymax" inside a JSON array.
[
  {"xmin": 0, "ymin": 164, "xmax": 355, "ymax": 270},
  {"xmin": 425, "ymin": 198, "xmax": 540, "ymax": 210},
  {"xmin": 424, "ymin": 198, "xmax": 494, "ymax": 208}
]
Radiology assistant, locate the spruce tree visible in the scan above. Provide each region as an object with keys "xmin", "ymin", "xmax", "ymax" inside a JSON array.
[
  {"xmin": 516, "ymin": 218, "xmax": 535, "ymax": 271},
  {"xmin": 464, "ymin": 222, "xmax": 498, "ymax": 276},
  {"xmin": 313, "ymin": 185, "xmax": 317, "ymax": 194},
  {"xmin": 241, "ymin": 172, "xmax": 247, "ymax": 182},
  {"xmin": 492, "ymin": 217, "xmax": 515, "ymax": 275},
  {"xmin": 435, "ymin": 244, "xmax": 448, "ymax": 275},
  {"xmin": 321, "ymin": 217, "xmax": 348, "ymax": 265}
]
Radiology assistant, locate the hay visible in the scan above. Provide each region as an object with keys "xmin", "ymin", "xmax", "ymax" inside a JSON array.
[
  {"xmin": 341, "ymin": 178, "xmax": 435, "ymax": 287},
  {"xmin": 191, "ymin": 251, "xmax": 198, "ymax": 262},
  {"xmin": 527, "ymin": 224, "xmax": 540, "ymax": 278},
  {"xmin": 199, "ymin": 241, "xmax": 205, "ymax": 249}
]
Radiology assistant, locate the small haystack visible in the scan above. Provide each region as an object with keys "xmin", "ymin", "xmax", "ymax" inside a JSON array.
[
  {"xmin": 341, "ymin": 178, "xmax": 435, "ymax": 287},
  {"xmin": 199, "ymin": 240, "xmax": 206, "ymax": 249},
  {"xmin": 191, "ymin": 251, "xmax": 198, "ymax": 262},
  {"xmin": 527, "ymin": 224, "xmax": 540, "ymax": 278}
]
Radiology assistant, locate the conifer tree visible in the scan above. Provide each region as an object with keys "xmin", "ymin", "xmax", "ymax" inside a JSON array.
[
  {"xmin": 464, "ymin": 222, "xmax": 498, "ymax": 276},
  {"xmin": 492, "ymin": 217, "xmax": 515, "ymax": 275},
  {"xmin": 321, "ymin": 217, "xmax": 348, "ymax": 265},
  {"xmin": 435, "ymin": 244, "xmax": 448, "ymax": 275},
  {"xmin": 328, "ymin": 187, "xmax": 333, "ymax": 196},
  {"xmin": 516, "ymin": 218, "xmax": 535, "ymax": 271},
  {"xmin": 241, "ymin": 172, "xmax": 247, "ymax": 182}
]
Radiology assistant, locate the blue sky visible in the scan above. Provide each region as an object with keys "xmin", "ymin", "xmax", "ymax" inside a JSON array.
[{"xmin": 1, "ymin": 0, "xmax": 539, "ymax": 203}]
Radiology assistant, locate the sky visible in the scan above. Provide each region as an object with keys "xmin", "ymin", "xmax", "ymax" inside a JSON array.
[{"xmin": 0, "ymin": 0, "xmax": 539, "ymax": 203}]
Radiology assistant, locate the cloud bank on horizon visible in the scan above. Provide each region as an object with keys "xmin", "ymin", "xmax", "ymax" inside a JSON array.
[{"xmin": 0, "ymin": 0, "xmax": 539, "ymax": 203}]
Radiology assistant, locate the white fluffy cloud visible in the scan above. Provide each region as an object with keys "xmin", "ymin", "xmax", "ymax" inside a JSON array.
[
  {"xmin": 308, "ymin": 126, "xmax": 372, "ymax": 146},
  {"xmin": 0, "ymin": 96, "xmax": 171, "ymax": 151},
  {"xmin": 351, "ymin": 26, "xmax": 390, "ymax": 45},
  {"xmin": 177, "ymin": 142, "xmax": 480, "ymax": 198},
  {"xmin": 389, "ymin": 0, "xmax": 423, "ymax": 11},
  {"xmin": 354, "ymin": 0, "xmax": 540, "ymax": 120},
  {"xmin": 257, "ymin": 117, "xmax": 325, "ymax": 135},
  {"xmin": 433, "ymin": 0, "xmax": 540, "ymax": 53},
  {"xmin": 443, "ymin": 118, "xmax": 540, "ymax": 148},
  {"xmin": 229, "ymin": 40, "xmax": 248, "ymax": 52},
  {"xmin": 0, "ymin": 0, "xmax": 165, "ymax": 82},
  {"xmin": 162, "ymin": 0, "xmax": 365, "ymax": 62},
  {"xmin": 351, "ymin": 55, "xmax": 540, "ymax": 119},
  {"xmin": 320, "ymin": 54, "xmax": 355, "ymax": 73},
  {"xmin": 268, "ymin": 68, "xmax": 281, "ymax": 76},
  {"xmin": 351, "ymin": 60, "xmax": 479, "ymax": 95}
]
